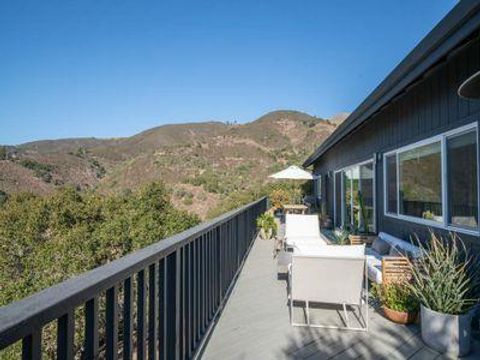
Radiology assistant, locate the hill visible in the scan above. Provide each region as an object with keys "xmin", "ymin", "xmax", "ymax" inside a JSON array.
[{"xmin": 0, "ymin": 110, "xmax": 344, "ymax": 218}]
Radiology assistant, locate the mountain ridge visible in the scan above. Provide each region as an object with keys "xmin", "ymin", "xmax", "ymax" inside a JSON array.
[{"xmin": 0, "ymin": 110, "xmax": 348, "ymax": 218}]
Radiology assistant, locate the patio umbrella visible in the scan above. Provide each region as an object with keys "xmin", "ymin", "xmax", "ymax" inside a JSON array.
[{"xmin": 269, "ymin": 165, "xmax": 313, "ymax": 180}]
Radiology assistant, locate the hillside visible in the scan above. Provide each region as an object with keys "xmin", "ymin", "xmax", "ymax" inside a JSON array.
[{"xmin": 0, "ymin": 110, "xmax": 344, "ymax": 218}]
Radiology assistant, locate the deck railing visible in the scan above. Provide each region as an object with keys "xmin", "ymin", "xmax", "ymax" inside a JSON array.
[{"xmin": 0, "ymin": 197, "xmax": 267, "ymax": 359}]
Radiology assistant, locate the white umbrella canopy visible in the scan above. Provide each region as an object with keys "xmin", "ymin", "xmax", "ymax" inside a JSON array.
[{"xmin": 269, "ymin": 165, "xmax": 313, "ymax": 180}]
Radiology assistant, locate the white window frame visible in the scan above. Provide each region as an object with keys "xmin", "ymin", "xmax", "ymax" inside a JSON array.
[
  {"xmin": 333, "ymin": 157, "xmax": 376, "ymax": 232},
  {"xmin": 383, "ymin": 122, "xmax": 479, "ymax": 236}
]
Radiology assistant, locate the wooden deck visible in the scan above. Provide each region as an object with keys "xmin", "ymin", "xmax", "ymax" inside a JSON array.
[{"xmin": 201, "ymin": 235, "xmax": 480, "ymax": 359}]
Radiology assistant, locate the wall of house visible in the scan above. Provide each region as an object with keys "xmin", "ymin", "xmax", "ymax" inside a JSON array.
[{"xmin": 313, "ymin": 33, "xmax": 480, "ymax": 249}]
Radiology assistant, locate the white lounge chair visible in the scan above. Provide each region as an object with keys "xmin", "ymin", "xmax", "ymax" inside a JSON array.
[
  {"xmin": 288, "ymin": 245, "xmax": 368, "ymax": 331},
  {"xmin": 284, "ymin": 214, "xmax": 326, "ymax": 253}
]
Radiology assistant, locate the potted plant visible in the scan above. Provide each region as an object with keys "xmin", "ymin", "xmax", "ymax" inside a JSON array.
[
  {"xmin": 256, "ymin": 212, "xmax": 278, "ymax": 240},
  {"xmin": 409, "ymin": 233, "xmax": 480, "ymax": 357},
  {"xmin": 373, "ymin": 282, "xmax": 419, "ymax": 324}
]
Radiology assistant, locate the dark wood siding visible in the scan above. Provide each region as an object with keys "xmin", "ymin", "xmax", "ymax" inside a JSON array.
[{"xmin": 312, "ymin": 34, "xmax": 480, "ymax": 249}]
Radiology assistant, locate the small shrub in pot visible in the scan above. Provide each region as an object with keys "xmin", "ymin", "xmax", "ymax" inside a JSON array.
[
  {"xmin": 372, "ymin": 282, "xmax": 418, "ymax": 324},
  {"xmin": 256, "ymin": 212, "xmax": 278, "ymax": 240}
]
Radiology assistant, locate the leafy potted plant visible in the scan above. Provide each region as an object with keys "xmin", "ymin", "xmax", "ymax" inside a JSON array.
[
  {"xmin": 373, "ymin": 282, "xmax": 419, "ymax": 324},
  {"xmin": 256, "ymin": 212, "xmax": 278, "ymax": 240},
  {"xmin": 409, "ymin": 233, "xmax": 480, "ymax": 357}
]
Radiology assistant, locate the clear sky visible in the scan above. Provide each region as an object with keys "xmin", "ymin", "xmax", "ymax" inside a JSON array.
[{"xmin": 0, "ymin": 0, "xmax": 456, "ymax": 145}]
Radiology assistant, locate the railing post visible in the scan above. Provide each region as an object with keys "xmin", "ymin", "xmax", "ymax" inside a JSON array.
[
  {"xmin": 123, "ymin": 277, "xmax": 133, "ymax": 360},
  {"xmin": 149, "ymin": 263, "xmax": 159, "ymax": 360},
  {"xmin": 106, "ymin": 286, "xmax": 119, "ymax": 360},
  {"xmin": 84, "ymin": 297, "xmax": 99, "ymax": 359},
  {"xmin": 137, "ymin": 270, "xmax": 147, "ymax": 359},
  {"xmin": 166, "ymin": 251, "xmax": 180, "ymax": 360},
  {"xmin": 22, "ymin": 330, "xmax": 41, "ymax": 360},
  {"xmin": 57, "ymin": 311, "xmax": 74, "ymax": 360},
  {"xmin": 159, "ymin": 258, "xmax": 167, "ymax": 360}
]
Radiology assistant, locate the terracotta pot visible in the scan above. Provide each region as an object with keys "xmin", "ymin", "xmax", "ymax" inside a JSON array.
[{"xmin": 382, "ymin": 306, "xmax": 418, "ymax": 325}]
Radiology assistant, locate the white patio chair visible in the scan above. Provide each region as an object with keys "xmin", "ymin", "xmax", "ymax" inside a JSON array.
[
  {"xmin": 288, "ymin": 244, "xmax": 368, "ymax": 331},
  {"xmin": 284, "ymin": 214, "xmax": 326, "ymax": 251}
]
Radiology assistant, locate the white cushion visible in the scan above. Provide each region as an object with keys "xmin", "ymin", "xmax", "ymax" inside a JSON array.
[
  {"xmin": 378, "ymin": 232, "xmax": 421, "ymax": 258},
  {"xmin": 286, "ymin": 236, "xmax": 327, "ymax": 247},
  {"xmin": 295, "ymin": 244, "xmax": 365, "ymax": 258},
  {"xmin": 365, "ymin": 247, "xmax": 383, "ymax": 284},
  {"xmin": 285, "ymin": 214, "xmax": 321, "ymax": 240}
]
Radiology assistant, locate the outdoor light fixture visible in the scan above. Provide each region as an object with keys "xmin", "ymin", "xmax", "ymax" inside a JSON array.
[{"xmin": 458, "ymin": 70, "xmax": 480, "ymax": 99}]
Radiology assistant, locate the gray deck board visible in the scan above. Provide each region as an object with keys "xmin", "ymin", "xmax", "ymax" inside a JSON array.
[{"xmin": 201, "ymin": 235, "xmax": 479, "ymax": 359}]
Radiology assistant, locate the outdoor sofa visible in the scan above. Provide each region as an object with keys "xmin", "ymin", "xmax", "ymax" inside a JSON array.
[{"xmin": 366, "ymin": 231, "xmax": 421, "ymax": 285}]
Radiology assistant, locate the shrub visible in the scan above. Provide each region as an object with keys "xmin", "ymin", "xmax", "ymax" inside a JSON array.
[
  {"xmin": 372, "ymin": 282, "xmax": 419, "ymax": 313},
  {"xmin": 408, "ymin": 232, "xmax": 480, "ymax": 315},
  {"xmin": 0, "ymin": 146, "xmax": 7, "ymax": 160},
  {"xmin": 0, "ymin": 182, "xmax": 200, "ymax": 358},
  {"xmin": 256, "ymin": 212, "xmax": 277, "ymax": 239},
  {"xmin": 270, "ymin": 188, "xmax": 290, "ymax": 209},
  {"xmin": 18, "ymin": 159, "xmax": 54, "ymax": 183}
]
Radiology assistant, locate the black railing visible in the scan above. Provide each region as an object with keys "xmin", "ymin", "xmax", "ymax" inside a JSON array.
[{"xmin": 0, "ymin": 197, "xmax": 267, "ymax": 359}]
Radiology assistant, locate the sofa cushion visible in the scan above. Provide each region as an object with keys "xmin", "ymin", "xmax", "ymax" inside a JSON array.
[
  {"xmin": 365, "ymin": 248, "xmax": 383, "ymax": 284},
  {"xmin": 371, "ymin": 236, "xmax": 391, "ymax": 255},
  {"xmin": 389, "ymin": 245, "xmax": 412, "ymax": 258},
  {"xmin": 378, "ymin": 232, "xmax": 421, "ymax": 258}
]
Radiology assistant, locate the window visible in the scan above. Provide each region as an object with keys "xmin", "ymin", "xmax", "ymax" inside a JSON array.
[
  {"xmin": 399, "ymin": 141, "xmax": 442, "ymax": 222},
  {"xmin": 384, "ymin": 123, "xmax": 479, "ymax": 234},
  {"xmin": 334, "ymin": 159, "xmax": 375, "ymax": 232},
  {"xmin": 447, "ymin": 130, "xmax": 478, "ymax": 228}
]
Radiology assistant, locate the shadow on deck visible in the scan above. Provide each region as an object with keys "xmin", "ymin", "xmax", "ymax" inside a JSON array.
[{"xmin": 201, "ymin": 236, "xmax": 479, "ymax": 360}]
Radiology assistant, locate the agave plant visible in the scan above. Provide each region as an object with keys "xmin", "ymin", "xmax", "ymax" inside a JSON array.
[{"xmin": 408, "ymin": 232, "xmax": 480, "ymax": 315}]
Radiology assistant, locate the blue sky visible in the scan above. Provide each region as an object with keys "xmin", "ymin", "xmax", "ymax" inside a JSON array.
[{"xmin": 0, "ymin": 0, "xmax": 456, "ymax": 145}]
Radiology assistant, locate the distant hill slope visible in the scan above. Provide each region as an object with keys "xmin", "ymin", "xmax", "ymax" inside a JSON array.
[{"xmin": 0, "ymin": 110, "xmax": 344, "ymax": 218}]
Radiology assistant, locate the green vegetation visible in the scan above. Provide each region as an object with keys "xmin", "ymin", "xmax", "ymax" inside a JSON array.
[
  {"xmin": 18, "ymin": 159, "xmax": 54, "ymax": 183},
  {"xmin": 0, "ymin": 182, "xmax": 199, "ymax": 307},
  {"xmin": 207, "ymin": 181, "xmax": 309, "ymax": 219},
  {"xmin": 0, "ymin": 190, "xmax": 7, "ymax": 205},
  {"xmin": 0, "ymin": 146, "xmax": 7, "ymax": 160},
  {"xmin": 408, "ymin": 233, "xmax": 480, "ymax": 315},
  {"xmin": 372, "ymin": 282, "xmax": 419, "ymax": 313},
  {"xmin": 256, "ymin": 212, "xmax": 277, "ymax": 240},
  {"xmin": 0, "ymin": 182, "xmax": 199, "ymax": 359}
]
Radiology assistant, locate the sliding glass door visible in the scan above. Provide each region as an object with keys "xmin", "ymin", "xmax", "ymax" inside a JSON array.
[{"xmin": 334, "ymin": 159, "xmax": 376, "ymax": 232}]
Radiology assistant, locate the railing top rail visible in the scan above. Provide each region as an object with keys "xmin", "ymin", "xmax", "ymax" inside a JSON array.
[{"xmin": 0, "ymin": 197, "xmax": 266, "ymax": 349}]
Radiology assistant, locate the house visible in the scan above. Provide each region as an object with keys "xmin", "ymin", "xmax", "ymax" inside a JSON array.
[{"xmin": 304, "ymin": 1, "xmax": 480, "ymax": 249}]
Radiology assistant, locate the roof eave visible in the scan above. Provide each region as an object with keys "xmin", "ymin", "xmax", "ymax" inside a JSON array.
[{"xmin": 303, "ymin": 1, "xmax": 480, "ymax": 168}]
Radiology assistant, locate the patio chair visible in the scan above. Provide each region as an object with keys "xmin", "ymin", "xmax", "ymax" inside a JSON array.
[
  {"xmin": 284, "ymin": 214, "xmax": 326, "ymax": 252},
  {"xmin": 288, "ymin": 244, "xmax": 368, "ymax": 331}
]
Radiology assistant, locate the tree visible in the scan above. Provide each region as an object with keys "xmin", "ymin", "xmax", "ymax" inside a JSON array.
[{"xmin": 0, "ymin": 146, "xmax": 7, "ymax": 160}]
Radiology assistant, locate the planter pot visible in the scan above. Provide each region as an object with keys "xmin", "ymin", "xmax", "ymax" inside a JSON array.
[
  {"xmin": 421, "ymin": 304, "xmax": 473, "ymax": 357},
  {"xmin": 382, "ymin": 306, "xmax": 417, "ymax": 325},
  {"xmin": 259, "ymin": 228, "xmax": 273, "ymax": 240}
]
